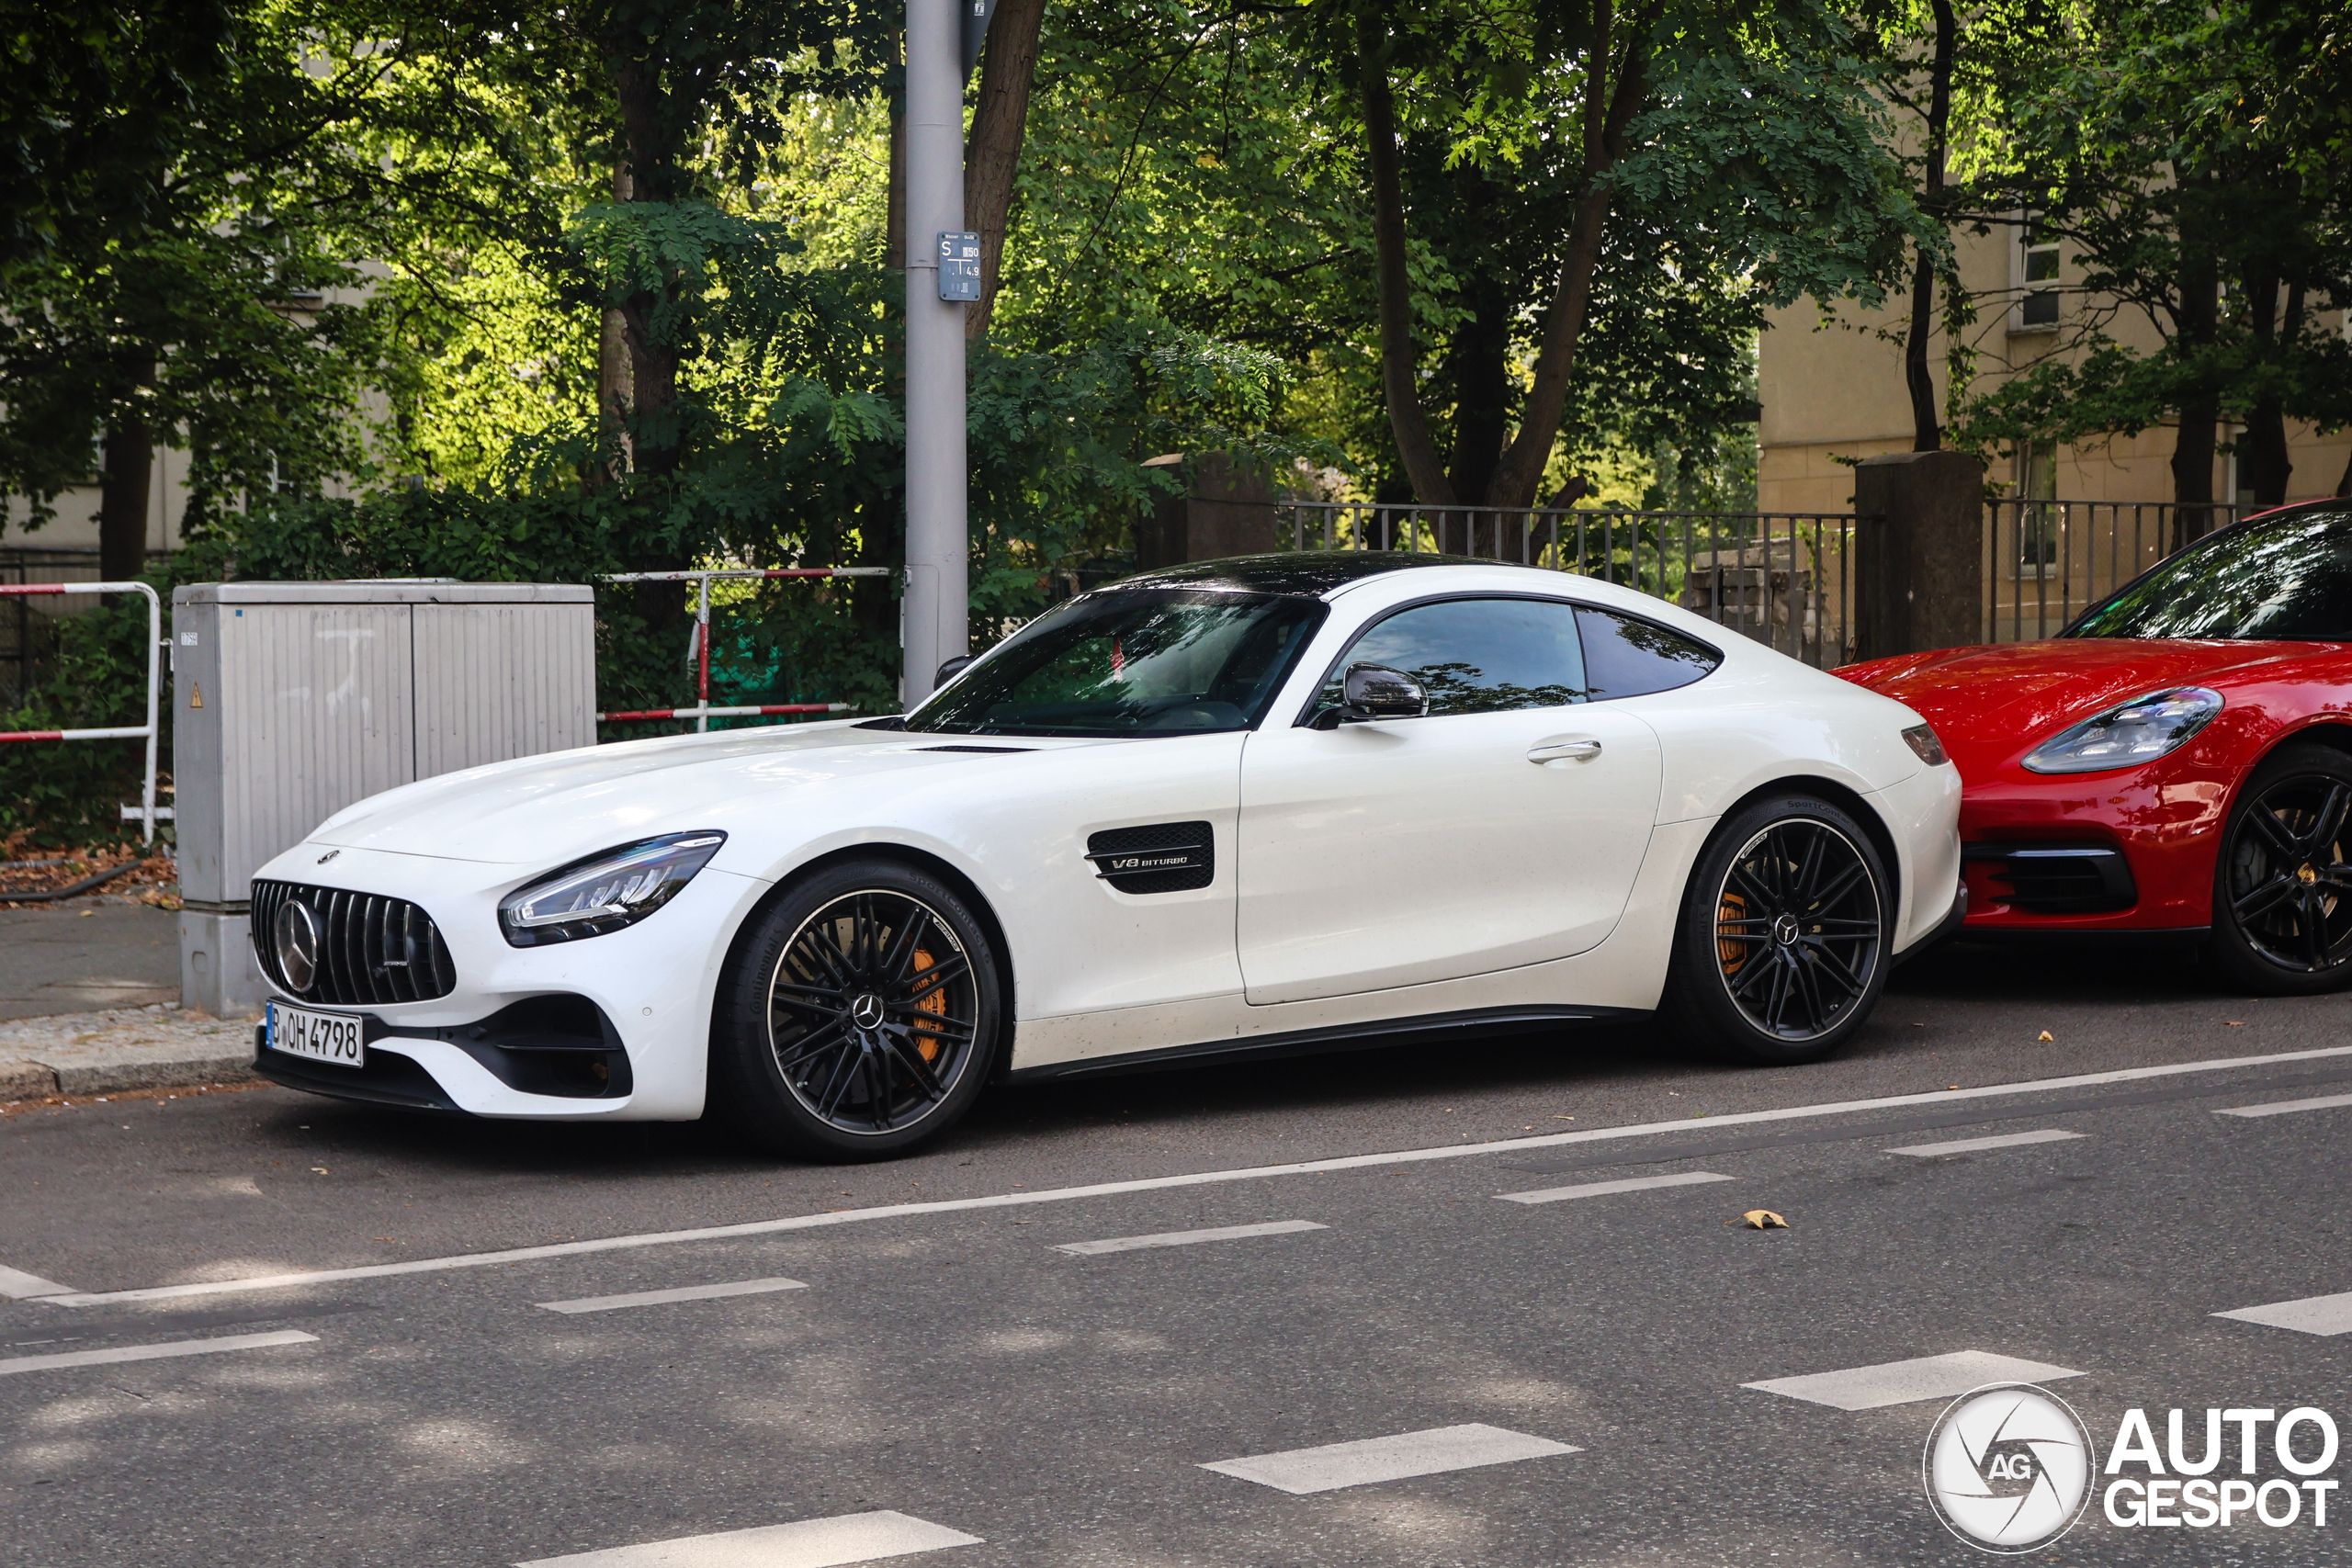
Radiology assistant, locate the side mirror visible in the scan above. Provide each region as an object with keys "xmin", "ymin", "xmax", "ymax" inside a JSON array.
[
  {"xmin": 1341, "ymin": 662, "xmax": 1428, "ymax": 720},
  {"xmin": 934, "ymin": 654, "xmax": 977, "ymax": 687}
]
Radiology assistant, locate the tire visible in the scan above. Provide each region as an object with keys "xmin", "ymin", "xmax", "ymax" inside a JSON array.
[
  {"xmin": 711, "ymin": 857, "xmax": 1003, "ymax": 1160},
  {"xmin": 2206, "ymin": 743, "xmax": 2352, "ymax": 996},
  {"xmin": 1662, "ymin": 795, "xmax": 1893, "ymax": 1066}
]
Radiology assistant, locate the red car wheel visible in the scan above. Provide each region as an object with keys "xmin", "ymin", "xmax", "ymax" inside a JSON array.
[{"xmin": 2210, "ymin": 743, "xmax": 2352, "ymax": 995}]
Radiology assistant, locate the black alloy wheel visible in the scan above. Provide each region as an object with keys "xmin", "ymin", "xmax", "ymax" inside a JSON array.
[
  {"xmin": 713, "ymin": 858, "xmax": 1001, "ymax": 1158},
  {"xmin": 1666, "ymin": 795, "xmax": 1892, "ymax": 1065},
  {"xmin": 2210, "ymin": 743, "xmax": 2352, "ymax": 995}
]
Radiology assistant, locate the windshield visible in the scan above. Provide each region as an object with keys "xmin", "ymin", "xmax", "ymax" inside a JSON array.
[
  {"xmin": 2068, "ymin": 508, "xmax": 2352, "ymax": 640},
  {"xmin": 905, "ymin": 588, "xmax": 1326, "ymax": 736}
]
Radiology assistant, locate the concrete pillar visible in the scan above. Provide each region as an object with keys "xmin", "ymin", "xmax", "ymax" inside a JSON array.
[
  {"xmin": 1135, "ymin": 452, "xmax": 1281, "ymax": 569},
  {"xmin": 1853, "ymin": 450, "xmax": 1986, "ymax": 660}
]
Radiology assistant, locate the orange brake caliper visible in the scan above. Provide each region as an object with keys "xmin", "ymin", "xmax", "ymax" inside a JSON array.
[
  {"xmin": 1716, "ymin": 892, "xmax": 1747, "ymax": 975},
  {"xmin": 910, "ymin": 949, "xmax": 946, "ymax": 1062}
]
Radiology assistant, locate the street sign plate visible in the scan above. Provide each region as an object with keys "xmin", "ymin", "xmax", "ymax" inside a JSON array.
[{"xmin": 938, "ymin": 231, "xmax": 982, "ymax": 302}]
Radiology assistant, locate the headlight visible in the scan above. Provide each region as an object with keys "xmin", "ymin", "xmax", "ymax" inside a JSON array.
[
  {"xmin": 499, "ymin": 832, "xmax": 727, "ymax": 946},
  {"xmin": 2020, "ymin": 687, "xmax": 2222, "ymax": 774},
  {"xmin": 1901, "ymin": 723, "xmax": 1947, "ymax": 766}
]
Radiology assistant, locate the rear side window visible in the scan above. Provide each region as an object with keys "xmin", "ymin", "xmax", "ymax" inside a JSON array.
[{"xmin": 1576, "ymin": 607, "xmax": 1720, "ymax": 699}]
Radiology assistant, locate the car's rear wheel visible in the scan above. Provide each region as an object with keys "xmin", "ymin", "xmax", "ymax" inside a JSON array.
[
  {"xmin": 711, "ymin": 858, "xmax": 1002, "ymax": 1160},
  {"xmin": 1664, "ymin": 795, "xmax": 1891, "ymax": 1065},
  {"xmin": 2208, "ymin": 743, "xmax": 2352, "ymax": 996}
]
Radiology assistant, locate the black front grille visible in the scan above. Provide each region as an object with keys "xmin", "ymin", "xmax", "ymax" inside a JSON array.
[
  {"xmin": 1086, "ymin": 821, "xmax": 1215, "ymax": 895},
  {"xmin": 1965, "ymin": 842, "xmax": 2137, "ymax": 914},
  {"xmin": 250, "ymin": 880, "xmax": 457, "ymax": 1004}
]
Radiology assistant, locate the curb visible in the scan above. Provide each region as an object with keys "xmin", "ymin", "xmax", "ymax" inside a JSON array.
[{"xmin": 2, "ymin": 1053, "xmax": 258, "ymax": 1099}]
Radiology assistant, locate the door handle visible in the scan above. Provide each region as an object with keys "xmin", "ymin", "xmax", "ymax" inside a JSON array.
[{"xmin": 1528, "ymin": 738, "xmax": 1602, "ymax": 764}]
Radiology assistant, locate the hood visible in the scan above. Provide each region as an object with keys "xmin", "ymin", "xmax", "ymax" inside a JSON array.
[
  {"xmin": 1837, "ymin": 638, "xmax": 2313, "ymax": 771},
  {"xmin": 306, "ymin": 720, "xmax": 1105, "ymax": 867}
]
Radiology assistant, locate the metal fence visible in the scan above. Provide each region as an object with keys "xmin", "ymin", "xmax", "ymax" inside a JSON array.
[
  {"xmin": 1982, "ymin": 500, "xmax": 2241, "ymax": 643},
  {"xmin": 0, "ymin": 548, "xmax": 177, "ymax": 710},
  {"xmin": 1278, "ymin": 502, "xmax": 1858, "ymax": 668}
]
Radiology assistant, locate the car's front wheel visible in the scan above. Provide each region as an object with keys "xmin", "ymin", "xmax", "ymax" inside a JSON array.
[
  {"xmin": 711, "ymin": 857, "xmax": 1002, "ymax": 1160},
  {"xmin": 2208, "ymin": 743, "xmax": 2352, "ymax": 996},
  {"xmin": 1663, "ymin": 795, "xmax": 1892, "ymax": 1065}
]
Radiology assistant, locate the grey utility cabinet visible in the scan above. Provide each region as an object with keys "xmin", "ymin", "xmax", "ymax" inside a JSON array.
[{"xmin": 172, "ymin": 581, "xmax": 596, "ymax": 1015}]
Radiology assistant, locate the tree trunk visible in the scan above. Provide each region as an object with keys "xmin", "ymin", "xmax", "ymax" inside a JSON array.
[
  {"xmin": 2168, "ymin": 172, "xmax": 2221, "ymax": 545},
  {"xmin": 606, "ymin": 53, "xmax": 682, "ymax": 479},
  {"xmin": 1904, "ymin": 0, "xmax": 1956, "ymax": 452},
  {"xmin": 964, "ymin": 0, "xmax": 1044, "ymax": 339},
  {"xmin": 594, "ymin": 163, "xmax": 636, "ymax": 486},
  {"xmin": 1441, "ymin": 268, "xmax": 1510, "ymax": 547},
  {"xmin": 2242, "ymin": 276, "xmax": 2300, "ymax": 506},
  {"xmin": 98, "ymin": 356, "xmax": 157, "ymax": 584},
  {"xmin": 1484, "ymin": 1, "xmax": 1657, "ymax": 509},
  {"xmin": 1357, "ymin": 4, "xmax": 1454, "ymax": 506}
]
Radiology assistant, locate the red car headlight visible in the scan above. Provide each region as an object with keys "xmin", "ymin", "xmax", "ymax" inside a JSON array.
[{"xmin": 2020, "ymin": 687, "xmax": 2223, "ymax": 774}]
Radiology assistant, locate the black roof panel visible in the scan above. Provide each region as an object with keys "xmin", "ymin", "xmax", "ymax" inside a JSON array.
[{"xmin": 1105, "ymin": 551, "xmax": 1495, "ymax": 597}]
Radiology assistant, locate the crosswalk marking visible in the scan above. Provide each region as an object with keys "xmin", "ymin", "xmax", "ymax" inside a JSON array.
[
  {"xmin": 0, "ymin": 1329, "xmax": 317, "ymax": 1378},
  {"xmin": 2212, "ymin": 1292, "xmax": 2352, "ymax": 1337},
  {"xmin": 536, "ymin": 1277, "xmax": 808, "ymax": 1314},
  {"xmin": 1884, "ymin": 1129, "xmax": 2085, "ymax": 1157},
  {"xmin": 1496, "ymin": 1170, "xmax": 1734, "ymax": 1204},
  {"xmin": 1052, "ymin": 1220, "xmax": 1325, "ymax": 1256},
  {"xmin": 514, "ymin": 1510, "xmax": 981, "ymax": 1568},
  {"xmin": 1200, "ymin": 1424, "xmax": 1578, "ymax": 1495},
  {"xmin": 0, "ymin": 1263, "xmax": 74, "ymax": 1300},
  {"xmin": 1742, "ymin": 1350, "xmax": 2084, "ymax": 1411},
  {"xmin": 2216, "ymin": 1092, "xmax": 2352, "ymax": 1119}
]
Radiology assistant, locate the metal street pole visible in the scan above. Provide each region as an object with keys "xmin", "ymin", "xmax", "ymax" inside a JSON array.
[{"xmin": 901, "ymin": 0, "xmax": 969, "ymax": 707}]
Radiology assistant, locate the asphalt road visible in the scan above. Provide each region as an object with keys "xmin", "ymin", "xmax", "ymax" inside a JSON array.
[{"xmin": 2, "ymin": 937, "xmax": 2347, "ymax": 1566}]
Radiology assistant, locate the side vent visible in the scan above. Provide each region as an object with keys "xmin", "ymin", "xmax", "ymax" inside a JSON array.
[{"xmin": 1085, "ymin": 821, "xmax": 1214, "ymax": 895}]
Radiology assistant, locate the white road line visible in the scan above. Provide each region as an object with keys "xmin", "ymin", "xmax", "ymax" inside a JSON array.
[
  {"xmin": 1201, "ymin": 1423, "xmax": 1578, "ymax": 1495},
  {"xmin": 1498, "ymin": 1170, "xmax": 1734, "ymax": 1204},
  {"xmin": 0, "ymin": 1264, "xmax": 74, "ymax": 1300},
  {"xmin": 0, "ymin": 1329, "xmax": 317, "ymax": 1378},
  {"xmin": 47, "ymin": 1042, "xmax": 2352, "ymax": 1308},
  {"xmin": 1743, "ymin": 1350, "xmax": 2084, "ymax": 1411},
  {"xmin": 536, "ymin": 1277, "xmax": 808, "ymax": 1314},
  {"xmin": 1053, "ymin": 1220, "xmax": 1326, "ymax": 1256},
  {"xmin": 514, "ymin": 1510, "xmax": 980, "ymax": 1568},
  {"xmin": 2217, "ymin": 1092, "xmax": 2352, "ymax": 1119},
  {"xmin": 2212, "ymin": 1292, "xmax": 2352, "ymax": 1337},
  {"xmin": 1884, "ymin": 1129, "xmax": 2086, "ymax": 1157}
]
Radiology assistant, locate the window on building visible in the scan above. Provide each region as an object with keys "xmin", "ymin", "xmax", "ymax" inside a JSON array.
[{"xmin": 2015, "ymin": 218, "xmax": 2061, "ymax": 330}]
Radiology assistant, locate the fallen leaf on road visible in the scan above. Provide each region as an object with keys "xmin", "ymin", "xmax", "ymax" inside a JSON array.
[
  {"xmin": 2226, "ymin": 1021, "xmax": 2245, "ymax": 1027},
  {"xmin": 1738, "ymin": 1210, "xmax": 1790, "ymax": 1230},
  {"xmin": 2037, "ymin": 1031, "xmax": 2054, "ymax": 1042},
  {"xmin": 311, "ymin": 1167, "xmax": 328, "ymax": 1175}
]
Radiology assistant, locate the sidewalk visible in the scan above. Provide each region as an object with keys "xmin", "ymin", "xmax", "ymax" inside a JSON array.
[
  {"xmin": 0, "ymin": 898, "xmax": 257, "ymax": 1099},
  {"xmin": 0, "ymin": 1004, "xmax": 259, "ymax": 1099}
]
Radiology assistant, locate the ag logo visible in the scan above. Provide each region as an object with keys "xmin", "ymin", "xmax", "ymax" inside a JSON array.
[{"xmin": 1923, "ymin": 1382, "xmax": 2097, "ymax": 1553}]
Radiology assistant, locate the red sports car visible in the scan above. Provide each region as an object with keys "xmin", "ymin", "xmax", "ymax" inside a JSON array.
[{"xmin": 1838, "ymin": 498, "xmax": 2352, "ymax": 994}]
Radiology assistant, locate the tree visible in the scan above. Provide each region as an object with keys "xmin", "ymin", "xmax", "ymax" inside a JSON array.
[
  {"xmin": 1334, "ymin": 0, "xmax": 1920, "ymax": 512},
  {"xmin": 1951, "ymin": 0, "xmax": 2352, "ymax": 525},
  {"xmin": 0, "ymin": 0, "xmax": 391, "ymax": 580}
]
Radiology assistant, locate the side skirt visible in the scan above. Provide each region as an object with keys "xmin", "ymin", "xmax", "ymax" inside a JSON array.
[{"xmin": 999, "ymin": 1004, "xmax": 1645, "ymax": 1085}]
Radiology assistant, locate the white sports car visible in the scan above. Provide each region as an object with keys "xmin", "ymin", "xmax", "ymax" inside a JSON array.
[{"xmin": 248, "ymin": 554, "xmax": 1962, "ymax": 1158}]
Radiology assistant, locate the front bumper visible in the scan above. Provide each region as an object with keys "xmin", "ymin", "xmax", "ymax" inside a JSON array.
[{"xmin": 243, "ymin": 842, "xmax": 771, "ymax": 1121}]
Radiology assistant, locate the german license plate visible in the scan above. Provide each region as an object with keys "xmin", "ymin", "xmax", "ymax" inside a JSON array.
[{"xmin": 267, "ymin": 1001, "xmax": 365, "ymax": 1068}]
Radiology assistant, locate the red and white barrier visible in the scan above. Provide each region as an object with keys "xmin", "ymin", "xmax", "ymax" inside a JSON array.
[
  {"xmin": 0, "ymin": 581, "xmax": 166, "ymax": 841},
  {"xmin": 598, "ymin": 567, "xmax": 887, "ymax": 732}
]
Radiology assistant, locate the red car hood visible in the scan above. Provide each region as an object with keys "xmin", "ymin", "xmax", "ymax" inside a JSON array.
[{"xmin": 1838, "ymin": 639, "xmax": 2319, "ymax": 772}]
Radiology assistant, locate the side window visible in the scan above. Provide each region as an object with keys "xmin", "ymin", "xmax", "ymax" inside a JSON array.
[
  {"xmin": 1575, "ymin": 607, "xmax": 1720, "ymax": 699},
  {"xmin": 1315, "ymin": 597, "xmax": 1586, "ymax": 718}
]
